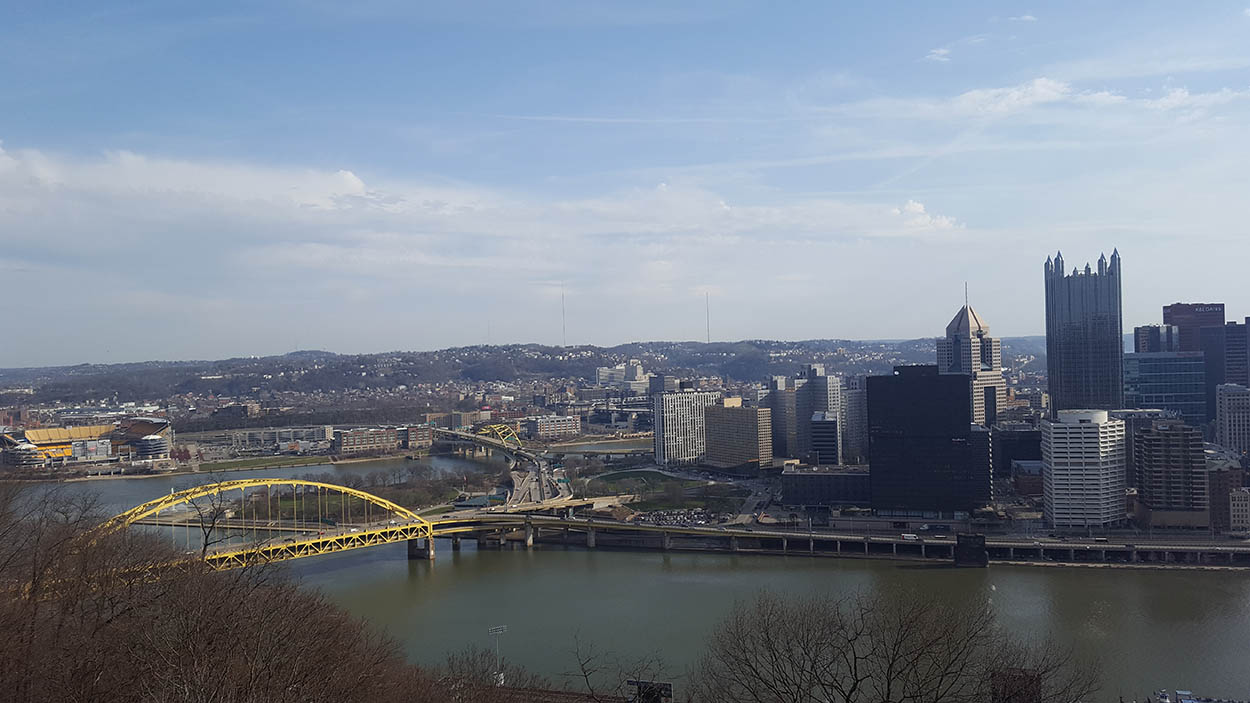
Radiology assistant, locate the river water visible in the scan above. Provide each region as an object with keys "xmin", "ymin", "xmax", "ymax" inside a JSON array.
[{"xmin": 42, "ymin": 454, "xmax": 1250, "ymax": 700}]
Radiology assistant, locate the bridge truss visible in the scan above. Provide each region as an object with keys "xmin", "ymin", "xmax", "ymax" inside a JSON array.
[
  {"xmin": 98, "ymin": 478, "xmax": 434, "ymax": 570},
  {"xmin": 475, "ymin": 424, "xmax": 522, "ymax": 448}
]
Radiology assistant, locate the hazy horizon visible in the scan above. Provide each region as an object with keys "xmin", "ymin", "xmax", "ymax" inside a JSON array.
[
  {"xmin": 1, "ymin": 330, "xmax": 1060, "ymax": 372},
  {"xmin": 5, "ymin": 2, "xmax": 1250, "ymax": 367}
]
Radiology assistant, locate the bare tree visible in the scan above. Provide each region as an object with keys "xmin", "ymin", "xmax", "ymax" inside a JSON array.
[
  {"xmin": 689, "ymin": 589, "xmax": 1099, "ymax": 703},
  {"xmin": 565, "ymin": 633, "xmax": 675, "ymax": 703}
]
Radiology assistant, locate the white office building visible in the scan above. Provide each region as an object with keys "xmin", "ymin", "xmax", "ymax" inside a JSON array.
[
  {"xmin": 1216, "ymin": 384, "xmax": 1250, "ymax": 454},
  {"xmin": 653, "ymin": 389, "xmax": 721, "ymax": 465},
  {"xmin": 1042, "ymin": 409, "xmax": 1127, "ymax": 529}
]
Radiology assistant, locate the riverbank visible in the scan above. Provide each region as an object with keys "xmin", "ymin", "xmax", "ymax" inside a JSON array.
[{"xmin": 55, "ymin": 452, "xmax": 432, "ymax": 483}]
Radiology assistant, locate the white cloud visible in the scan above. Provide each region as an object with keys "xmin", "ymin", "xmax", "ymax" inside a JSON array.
[
  {"xmin": 925, "ymin": 47, "xmax": 951, "ymax": 62},
  {"xmin": 1244, "ymin": 7, "xmax": 1250, "ymax": 17},
  {"xmin": 891, "ymin": 200, "xmax": 962, "ymax": 230},
  {"xmin": 950, "ymin": 77, "xmax": 1071, "ymax": 114},
  {"xmin": 1008, "ymin": 14, "xmax": 1037, "ymax": 22},
  {"xmin": 0, "ymin": 141, "xmax": 979, "ymax": 363},
  {"xmin": 1143, "ymin": 87, "xmax": 1250, "ymax": 111}
]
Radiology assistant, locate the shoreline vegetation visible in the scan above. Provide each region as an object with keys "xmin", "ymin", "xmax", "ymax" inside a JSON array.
[{"xmin": 0, "ymin": 480, "xmax": 1100, "ymax": 702}]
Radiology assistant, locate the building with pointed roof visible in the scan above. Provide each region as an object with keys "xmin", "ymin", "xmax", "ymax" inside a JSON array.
[
  {"xmin": 937, "ymin": 303, "xmax": 1006, "ymax": 426},
  {"xmin": 1043, "ymin": 250, "xmax": 1124, "ymax": 413}
]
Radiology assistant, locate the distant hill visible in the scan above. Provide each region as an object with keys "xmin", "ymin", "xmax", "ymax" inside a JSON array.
[{"xmin": 0, "ymin": 337, "xmax": 1048, "ymax": 405}]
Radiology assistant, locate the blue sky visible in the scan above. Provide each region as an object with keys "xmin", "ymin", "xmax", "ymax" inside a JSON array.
[{"xmin": 3, "ymin": 1, "xmax": 1250, "ymax": 366}]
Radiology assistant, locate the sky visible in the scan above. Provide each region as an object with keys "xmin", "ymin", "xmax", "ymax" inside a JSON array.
[{"xmin": 2, "ymin": 1, "xmax": 1250, "ymax": 367}]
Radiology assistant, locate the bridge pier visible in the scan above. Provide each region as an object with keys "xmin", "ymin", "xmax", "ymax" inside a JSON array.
[
  {"xmin": 407, "ymin": 537, "xmax": 435, "ymax": 561},
  {"xmin": 451, "ymin": 535, "xmax": 461, "ymax": 551},
  {"xmin": 524, "ymin": 522, "xmax": 534, "ymax": 548},
  {"xmin": 662, "ymin": 532, "xmax": 672, "ymax": 551},
  {"xmin": 586, "ymin": 528, "xmax": 596, "ymax": 549},
  {"xmin": 730, "ymin": 536, "xmax": 740, "ymax": 552},
  {"xmin": 781, "ymin": 537, "xmax": 787, "ymax": 553},
  {"xmin": 497, "ymin": 529, "xmax": 506, "ymax": 549}
]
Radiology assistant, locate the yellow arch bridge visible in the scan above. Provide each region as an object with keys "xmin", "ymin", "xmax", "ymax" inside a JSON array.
[{"xmin": 103, "ymin": 479, "xmax": 1250, "ymax": 571}]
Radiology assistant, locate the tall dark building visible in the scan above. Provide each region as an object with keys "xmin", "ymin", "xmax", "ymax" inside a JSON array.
[
  {"xmin": 1044, "ymin": 250, "xmax": 1123, "ymax": 412},
  {"xmin": 867, "ymin": 365, "xmax": 989, "ymax": 517},
  {"xmin": 1133, "ymin": 324, "xmax": 1180, "ymax": 353},
  {"xmin": 992, "ymin": 422, "xmax": 1042, "ymax": 485},
  {"xmin": 1200, "ymin": 321, "xmax": 1250, "ymax": 420},
  {"xmin": 1123, "ymin": 351, "xmax": 1207, "ymax": 426},
  {"xmin": 810, "ymin": 411, "xmax": 840, "ymax": 466},
  {"xmin": 1163, "ymin": 302, "xmax": 1225, "ymax": 352}
]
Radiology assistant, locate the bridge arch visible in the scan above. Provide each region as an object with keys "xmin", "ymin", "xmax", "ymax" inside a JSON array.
[
  {"xmin": 97, "ymin": 478, "xmax": 431, "ymax": 534},
  {"xmin": 475, "ymin": 424, "xmax": 522, "ymax": 448}
]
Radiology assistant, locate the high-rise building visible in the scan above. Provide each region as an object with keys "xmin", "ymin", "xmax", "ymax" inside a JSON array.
[
  {"xmin": 653, "ymin": 389, "xmax": 721, "ymax": 465},
  {"xmin": 648, "ymin": 374, "xmax": 678, "ymax": 396},
  {"xmin": 767, "ymin": 365, "xmax": 843, "ymax": 462},
  {"xmin": 841, "ymin": 376, "xmax": 869, "ymax": 464},
  {"xmin": 1042, "ymin": 410, "xmax": 1127, "ymax": 529},
  {"xmin": 1230, "ymin": 488, "xmax": 1250, "ymax": 532},
  {"xmin": 809, "ymin": 411, "xmax": 840, "ymax": 466},
  {"xmin": 1110, "ymin": 409, "xmax": 1177, "ymax": 489},
  {"xmin": 1123, "ymin": 352, "xmax": 1207, "ymax": 426},
  {"xmin": 1200, "ymin": 321, "xmax": 1250, "ymax": 420},
  {"xmin": 1043, "ymin": 250, "xmax": 1124, "ymax": 412},
  {"xmin": 1134, "ymin": 421, "xmax": 1209, "ymax": 528},
  {"xmin": 801, "ymin": 365, "xmax": 842, "ymax": 462},
  {"xmin": 936, "ymin": 304, "xmax": 1006, "ymax": 426},
  {"xmin": 1133, "ymin": 324, "xmax": 1181, "ymax": 353},
  {"xmin": 1215, "ymin": 384, "xmax": 1250, "ymax": 454},
  {"xmin": 704, "ymin": 398, "xmax": 772, "ymax": 474},
  {"xmin": 867, "ymin": 365, "xmax": 989, "ymax": 516},
  {"xmin": 1163, "ymin": 302, "xmax": 1225, "ymax": 352},
  {"xmin": 767, "ymin": 379, "xmax": 801, "ymax": 460}
]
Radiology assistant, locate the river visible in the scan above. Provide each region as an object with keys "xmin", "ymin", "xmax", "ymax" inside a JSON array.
[{"xmin": 39, "ymin": 457, "xmax": 1250, "ymax": 700}]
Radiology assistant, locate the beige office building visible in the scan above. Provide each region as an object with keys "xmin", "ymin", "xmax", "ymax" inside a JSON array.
[
  {"xmin": 705, "ymin": 398, "xmax": 773, "ymax": 473},
  {"xmin": 1216, "ymin": 384, "xmax": 1250, "ymax": 453}
]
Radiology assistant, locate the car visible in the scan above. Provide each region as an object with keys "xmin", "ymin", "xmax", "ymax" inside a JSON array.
[{"xmin": 349, "ymin": 528, "xmax": 361, "ymax": 533}]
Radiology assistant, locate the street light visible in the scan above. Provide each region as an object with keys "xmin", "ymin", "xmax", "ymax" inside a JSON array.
[{"xmin": 488, "ymin": 625, "xmax": 508, "ymax": 686}]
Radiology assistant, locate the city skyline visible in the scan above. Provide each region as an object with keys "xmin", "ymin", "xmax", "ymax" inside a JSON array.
[{"xmin": 5, "ymin": 3, "xmax": 1250, "ymax": 366}]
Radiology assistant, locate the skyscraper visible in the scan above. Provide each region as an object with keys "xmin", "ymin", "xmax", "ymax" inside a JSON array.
[
  {"xmin": 1162, "ymin": 302, "xmax": 1225, "ymax": 352},
  {"xmin": 767, "ymin": 364, "xmax": 843, "ymax": 462},
  {"xmin": 1122, "ymin": 351, "xmax": 1206, "ymax": 425},
  {"xmin": 1215, "ymin": 384, "xmax": 1250, "ymax": 454},
  {"xmin": 1133, "ymin": 324, "xmax": 1180, "ymax": 353},
  {"xmin": 1042, "ymin": 410, "xmax": 1126, "ymax": 529},
  {"xmin": 653, "ymin": 389, "xmax": 721, "ymax": 465},
  {"xmin": 1134, "ymin": 420, "xmax": 1209, "ymax": 528},
  {"xmin": 1043, "ymin": 250, "xmax": 1124, "ymax": 412},
  {"xmin": 841, "ymin": 376, "xmax": 869, "ymax": 464},
  {"xmin": 809, "ymin": 411, "xmax": 840, "ymax": 466},
  {"xmin": 936, "ymin": 304, "xmax": 1006, "ymax": 426},
  {"xmin": 1200, "ymin": 321, "xmax": 1250, "ymax": 420},
  {"xmin": 867, "ymin": 365, "xmax": 989, "ymax": 516}
]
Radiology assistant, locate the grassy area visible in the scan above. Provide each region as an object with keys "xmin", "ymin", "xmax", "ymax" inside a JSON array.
[
  {"xmin": 418, "ymin": 504, "xmax": 460, "ymax": 517},
  {"xmin": 627, "ymin": 483, "xmax": 750, "ymax": 513},
  {"xmin": 198, "ymin": 455, "xmax": 330, "ymax": 472}
]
